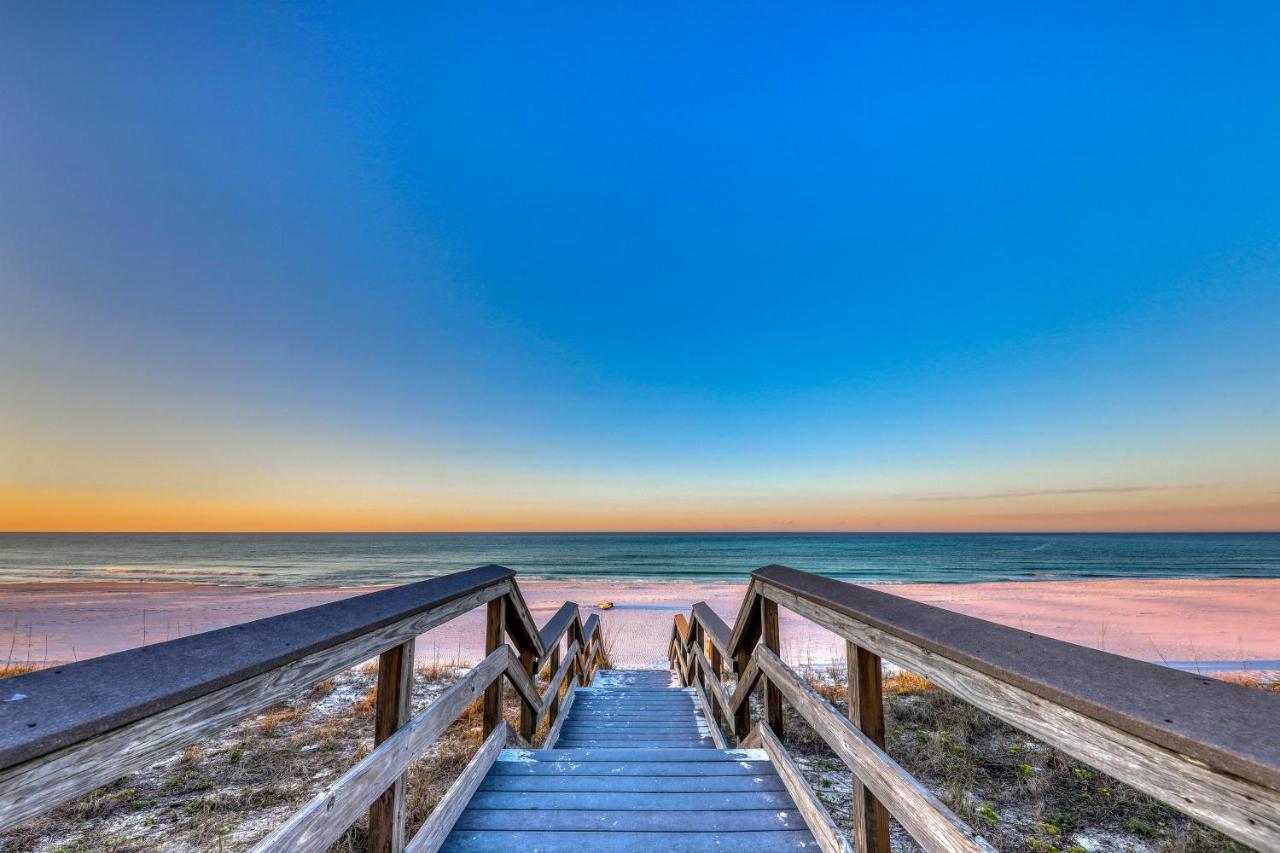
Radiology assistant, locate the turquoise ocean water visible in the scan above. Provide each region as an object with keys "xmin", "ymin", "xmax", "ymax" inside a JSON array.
[{"xmin": 0, "ymin": 533, "xmax": 1277, "ymax": 587}]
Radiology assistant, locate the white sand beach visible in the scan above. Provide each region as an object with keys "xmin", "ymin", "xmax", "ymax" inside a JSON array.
[{"xmin": 3, "ymin": 577, "xmax": 1279, "ymax": 673}]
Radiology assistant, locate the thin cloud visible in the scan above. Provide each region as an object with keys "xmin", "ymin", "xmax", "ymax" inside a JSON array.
[{"xmin": 904, "ymin": 483, "xmax": 1224, "ymax": 503}]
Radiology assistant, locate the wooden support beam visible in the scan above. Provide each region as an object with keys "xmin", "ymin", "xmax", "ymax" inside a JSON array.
[
  {"xmin": 403, "ymin": 721, "xmax": 508, "ymax": 853},
  {"xmin": 733, "ymin": 645, "xmax": 753, "ymax": 741},
  {"xmin": 754, "ymin": 645, "xmax": 993, "ymax": 853},
  {"xmin": 518, "ymin": 646, "xmax": 537, "ymax": 742},
  {"xmin": 543, "ymin": 681, "xmax": 577, "ymax": 749},
  {"xmin": 849, "ymin": 642, "xmax": 890, "ymax": 853},
  {"xmin": 253, "ymin": 649, "xmax": 508, "ymax": 852},
  {"xmin": 547, "ymin": 645, "xmax": 562, "ymax": 725},
  {"xmin": 754, "ymin": 722, "xmax": 852, "ymax": 853},
  {"xmin": 369, "ymin": 640, "xmax": 415, "ymax": 853},
  {"xmin": 761, "ymin": 597, "xmax": 783, "ymax": 734},
  {"xmin": 483, "ymin": 598, "xmax": 505, "ymax": 737}
]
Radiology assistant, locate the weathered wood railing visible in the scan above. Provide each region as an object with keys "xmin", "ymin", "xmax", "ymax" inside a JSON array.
[
  {"xmin": 670, "ymin": 564, "xmax": 1280, "ymax": 853},
  {"xmin": 0, "ymin": 564, "xmax": 607, "ymax": 851}
]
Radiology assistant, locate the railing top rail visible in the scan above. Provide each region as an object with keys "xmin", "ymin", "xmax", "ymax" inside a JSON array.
[
  {"xmin": 0, "ymin": 564, "xmax": 514, "ymax": 772},
  {"xmin": 537, "ymin": 602, "xmax": 580, "ymax": 656},
  {"xmin": 750, "ymin": 564, "xmax": 1280, "ymax": 791},
  {"xmin": 690, "ymin": 602, "xmax": 732, "ymax": 658},
  {"xmin": 672, "ymin": 612, "xmax": 690, "ymax": 643}
]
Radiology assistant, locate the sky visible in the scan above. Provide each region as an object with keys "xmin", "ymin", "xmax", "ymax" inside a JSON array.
[{"xmin": 2, "ymin": 3, "xmax": 1278, "ymax": 532}]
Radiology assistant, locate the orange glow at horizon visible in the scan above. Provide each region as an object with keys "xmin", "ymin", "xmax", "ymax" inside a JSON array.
[{"xmin": 3, "ymin": 483, "xmax": 1276, "ymax": 533}]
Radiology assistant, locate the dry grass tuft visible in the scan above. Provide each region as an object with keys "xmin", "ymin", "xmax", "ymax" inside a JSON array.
[
  {"xmin": 252, "ymin": 705, "xmax": 304, "ymax": 738},
  {"xmin": 0, "ymin": 662, "xmax": 40, "ymax": 679},
  {"xmin": 1217, "ymin": 672, "xmax": 1280, "ymax": 694},
  {"xmin": 417, "ymin": 657, "xmax": 465, "ymax": 682},
  {"xmin": 352, "ymin": 686, "xmax": 379, "ymax": 720},
  {"xmin": 884, "ymin": 670, "xmax": 934, "ymax": 695},
  {"xmin": 307, "ymin": 677, "xmax": 337, "ymax": 702},
  {"xmin": 594, "ymin": 621, "xmax": 618, "ymax": 670}
]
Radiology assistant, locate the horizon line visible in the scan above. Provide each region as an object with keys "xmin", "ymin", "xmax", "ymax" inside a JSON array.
[{"xmin": 3, "ymin": 529, "xmax": 1278, "ymax": 536}]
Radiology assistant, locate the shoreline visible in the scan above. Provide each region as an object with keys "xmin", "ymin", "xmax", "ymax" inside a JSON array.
[{"xmin": 3, "ymin": 577, "xmax": 1280, "ymax": 674}]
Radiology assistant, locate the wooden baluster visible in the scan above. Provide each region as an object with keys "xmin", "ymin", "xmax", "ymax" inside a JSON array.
[
  {"xmin": 571, "ymin": 619, "xmax": 584, "ymax": 685},
  {"xmin": 368, "ymin": 639, "xmax": 414, "ymax": 853},
  {"xmin": 482, "ymin": 597, "xmax": 505, "ymax": 737},
  {"xmin": 733, "ymin": 646, "xmax": 753, "ymax": 739},
  {"xmin": 548, "ymin": 644, "xmax": 562, "ymax": 723},
  {"xmin": 693, "ymin": 622, "xmax": 704, "ymax": 689},
  {"xmin": 849, "ymin": 641, "xmax": 890, "ymax": 853},
  {"xmin": 519, "ymin": 645, "xmax": 537, "ymax": 742},
  {"xmin": 761, "ymin": 597, "xmax": 783, "ymax": 734},
  {"xmin": 709, "ymin": 642, "xmax": 724, "ymax": 730}
]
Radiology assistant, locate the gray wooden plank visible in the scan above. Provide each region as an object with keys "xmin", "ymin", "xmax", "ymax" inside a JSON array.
[
  {"xmin": 560, "ymin": 721, "xmax": 705, "ymax": 729},
  {"xmin": 555, "ymin": 737, "xmax": 716, "ymax": 742},
  {"xmin": 575, "ymin": 692, "xmax": 692, "ymax": 696},
  {"xmin": 486, "ymin": 761, "xmax": 778, "ymax": 777},
  {"xmin": 570, "ymin": 703, "xmax": 697, "ymax": 710},
  {"xmin": 466, "ymin": 790, "xmax": 796, "ymax": 810},
  {"xmin": 572, "ymin": 696, "xmax": 696, "ymax": 702},
  {"xmin": 566, "ymin": 707, "xmax": 695, "ymax": 713},
  {"xmin": 558, "ymin": 722, "xmax": 706, "ymax": 732},
  {"xmin": 439, "ymin": 830, "xmax": 819, "ymax": 852},
  {"xmin": 565, "ymin": 706, "xmax": 696, "ymax": 712},
  {"xmin": 563, "ymin": 706, "xmax": 696, "ymax": 712},
  {"xmin": 576, "ymin": 688, "xmax": 692, "ymax": 694},
  {"xmin": 478, "ymin": 775, "xmax": 787, "ymax": 793},
  {"xmin": 570, "ymin": 696, "xmax": 696, "ymax": 701},
  {"xmin": 555, "ymin": 731, "xmax": 710, "ymax": 739},
  {"xmin": 555, "ymin": 735, "xmax": 712, "ymax": 741},
  {"xmin": 559, "ymin": 730, "xmax": 707, "ymax": 737},
  {"xmin": 498, "ymin": 748, "xmax": 768, "ymax": 762},
  {"xmin": 455, "ymin": 807, "xmax": 809, "ymax": 831}
]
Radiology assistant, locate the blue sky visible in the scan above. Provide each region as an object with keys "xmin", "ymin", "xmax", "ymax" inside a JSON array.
[{"xmin": 2, "ymin": 3, "xmax": 1278, "ymax": 530}]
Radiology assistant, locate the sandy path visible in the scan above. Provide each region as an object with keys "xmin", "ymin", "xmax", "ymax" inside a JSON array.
[{"xmin": 2, "ymin": 577, "xmax": 1279, "ymax": 673}]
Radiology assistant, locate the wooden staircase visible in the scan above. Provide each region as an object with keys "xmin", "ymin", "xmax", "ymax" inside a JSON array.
[{"xmin": 440, "ymin": 669, "xmax": 819, "ymax": 851}]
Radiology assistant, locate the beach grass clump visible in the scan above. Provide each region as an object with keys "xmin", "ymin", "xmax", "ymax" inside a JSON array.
[
  {"xmin": 0, "ymin": 662, "xmax": 41, "ymax": 679},
  {"xmin": 594, "ymin": 621, "xmax": 618, "ymax": 670}
]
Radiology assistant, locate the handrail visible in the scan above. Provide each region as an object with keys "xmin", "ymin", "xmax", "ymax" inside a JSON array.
[
  {"xmin": 671, "ymin": 564, "xmax": 1280, "ymax": 851},
  {"xmin": 691, "ymin": 601, "xmax": 732, "ymax": 659},
  {"xmin": 0, "ymin": 564, "xmax": 512, "ymax": 771},
  {"xmin": 537, "ymin": 601, "xmax": 580, "ymax": 657},
  {"xmin": 0, "ymin": 564, "xmax": 609, "ymax": 848},
  {"xmin": 751, "ymin": 564, "xmax": 1280, "ymax": 790}
]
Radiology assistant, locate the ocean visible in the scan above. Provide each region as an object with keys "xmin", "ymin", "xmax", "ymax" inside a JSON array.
[{"xmin": 1, "ymin": 532, "xmax": 1278, "ymax": 587}]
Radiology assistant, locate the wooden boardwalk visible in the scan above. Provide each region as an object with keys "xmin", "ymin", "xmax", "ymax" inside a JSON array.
[
  {"xmin": 7, "ymin": 565, "xmax": 1276, "ymax": 851},
  {"xmin": 441, "ymin": 669, "xmax": 819, "ymax": 851}
]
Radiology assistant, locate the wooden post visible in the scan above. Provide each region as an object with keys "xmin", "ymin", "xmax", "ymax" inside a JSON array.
[
  {"xmin": 849, "ymin": 641, "xmax": 890, "ymax": 853},
  {"xmin": 733, "ymin": 646, "xmax": 753, "ymax": 739},
  {"xmin": 761, "ymin": 597, "xmax": 783, "ymax": 734},
  {"xmin": 518, "ymin": 646, "xmax": 537, "ymax": 742},
  {"xmin": 709, "ymin": 643, "xmax": 724, "ymax": 726},
  {"xmin": 548, "ymin": 645, "xmax": 562, "ymax": 723},
  {"xmin": 693, "ymin": 623, "xmax": 704, "ymax": 688},
  {"xmin": 483, "ymin": 597, "xmax": 505, "ymax": 737},
  {"xmin": 368, "ymin": 639, "xmax": 414, "ymax": 853},
  {"xmin": 572, "ymin": 620, "xmax": 585, "ymax": 685}
]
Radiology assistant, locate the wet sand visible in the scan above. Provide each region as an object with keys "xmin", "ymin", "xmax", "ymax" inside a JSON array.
[{"xmin": 2, "ymin": 577, "xmax": 1279, "ymax": 673}]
